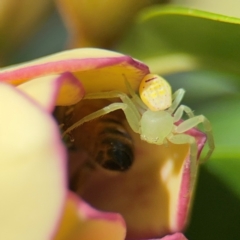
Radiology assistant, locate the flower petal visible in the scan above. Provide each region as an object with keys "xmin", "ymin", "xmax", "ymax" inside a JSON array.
[
  {"xmin": 176, "ymin": 127, "xmax": 206, "ymax": 231},
  {"xmin": 0, "ymin": 48, "xmax": 149, "ymax": 93},
  {"xmin": 0, "ymin": 82, "xmax": 67, "ymax": 239},
  {"xmin": 17, "ymin": 72, "xmax": 85, "ymax": 112},
  {"xmin": 53, "ymin": 192, "xmax": 126, "ymax": 240},
  {"xmin": 56, "ymin": 0, "xmax": 168, "ymax": 48},
  {"xmin": 0, "ymin": 0, "xmax": 53, "ymax": 63},
  {"xmin": 159, "ymin": 232, "xmax": 188, "ymax": 240},
  {"xmin": 67, "ymin": 100, "xmax": 206, "ymax": 239}
]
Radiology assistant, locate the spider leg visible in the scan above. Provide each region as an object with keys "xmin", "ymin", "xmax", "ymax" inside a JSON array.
[
  {"xmin": 168, "ymin": 133, "xmax": 198, "ymax": 191},
  {"xmin": 84, "ymin": 91, "xmax": 141, "ymax": 121},
  {"xmin": 63, "ymin": 102, "xmax": 135, "ymax": 137},
  {"xmin": 63, "ymin": 91, "xmax": 142, "ymax": 137},
  {"xmin": 173, "ymin": 104, "xmax": 195, "ymax": 122},
  {"xmin": 123, "ymin": 75, "xmax": 148, "ymax": 111},
  {"xmin": 167, "ymin": 89, "xmax": 185, "ymax": 114},
  {"xmin": 175, "ymin": 115, "xmax": 215, "ymax": 163}
]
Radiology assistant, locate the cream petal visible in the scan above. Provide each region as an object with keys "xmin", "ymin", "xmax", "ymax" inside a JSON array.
[{"xmin": 0, "ymin": 82, "xmax": 67, "ymax": 239}]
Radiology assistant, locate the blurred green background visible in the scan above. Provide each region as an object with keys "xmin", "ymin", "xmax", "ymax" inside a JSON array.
[{"xmin": 3, "ymin": 0, "xmax": 240, "ymax": 239}]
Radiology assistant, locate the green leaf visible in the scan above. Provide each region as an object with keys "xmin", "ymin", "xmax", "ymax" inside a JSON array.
[
  {"xmin": 193, "ymin": 94, "xmax": 240, "ymax": 198},
  {"xmin": 117, "ymin": 5, "xmax": 240, "ymax": 75},
  {"xmin": 186, "ymin": 166, "xmax": 240, "ymax": 239},
  {"xmin": 193, "ymin": 94, "xmax": 240, "ymax": 161},
  {"xmin": 206, "ymin": 158, "xmax": 240, "ymax": 199},
  {"xmin": 165, "ymin": 71, "xmax": 240, "ymax": 103}
]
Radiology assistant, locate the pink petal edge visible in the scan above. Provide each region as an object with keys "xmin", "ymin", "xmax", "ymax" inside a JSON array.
[
  {"xmin": 177, "ymin": 127, "xmax": 206, "ymax": 231},
  {"xmin": 64, "ymin": 191, "xmax": 126, "ymax": 228},
  {"xmin": 52, "ymin": 191, "xmax": 126, "ymax": 240},
  {"xmin": 0, "ymin": 56, "xmax": 149, "ymax": 83},
  {"xmin": 158, "ymin": 232, "xmax": 188, "ymax": 240}
]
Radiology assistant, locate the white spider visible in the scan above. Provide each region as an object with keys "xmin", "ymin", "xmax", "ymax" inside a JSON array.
[{"xmin": 63, "ymin": 74, "xmax": 214, "ymax": 163}]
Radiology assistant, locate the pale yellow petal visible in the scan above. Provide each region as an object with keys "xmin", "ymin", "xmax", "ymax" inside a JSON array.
[{"xmin": 0, "ymin": 82, "xmax": 67, "ymax": 239}]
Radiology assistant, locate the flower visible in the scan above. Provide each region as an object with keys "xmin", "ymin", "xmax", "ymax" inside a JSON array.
[
  {"xmin": 0, "ymin": 81, "xmax": 126, "ymax": 240},
  {"xmin": 159, "ymin": 232, "xmax": 187, "ymax": 240},
  {"xmin": 0, "ymin": 48, "xmax": 149, "ymax": 93},
  {"xmin": 0, "ymin": 48, "xmax": 206, "ymax": 239},
  {"xmin": 66, "ymin": 99, "xmax": 206, "ymax": 239},
  {"xmin": 0, "ymin": 0, "xmax": 53, "ymax": 64},
  {"xmin": 55, "ymin": 0, "xmax": 169, "ymax": 48}
]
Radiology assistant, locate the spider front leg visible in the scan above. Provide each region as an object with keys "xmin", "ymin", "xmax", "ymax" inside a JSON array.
[
  {"xmin": 63, "ymin": 91, "xmax": 142, "ymax": 137},
  {"xmin": 167, "ymin": 89, "xmax": 186, "ymax": 114},
  {"xmin": 172, "ymin": 104, "xmax": 195, "ymax": 122},
  {"xmin": 174, "ymin": 114, "xmax": 215, "ymax": 162},
  {"xmin": 62, "ymin": 102, "xmax": 128, "ymax": 137},
  {"xmin": 123, "ymin": 76, "xmax": 147, "ymax": 111}
]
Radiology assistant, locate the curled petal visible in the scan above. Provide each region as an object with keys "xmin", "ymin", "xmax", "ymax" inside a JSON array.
[
  {"xmin": 0, "ymin": 82, "xmax": 67, "ymax": 239},
  {"xmin": 0, "ymin": 48, "xmax": 149, "ymax": 94},
  {"xmin": 54, "ymin": 192, "xmax": 126, "ymax": 240},
  {"xmin": 67, "ymin": 101, "xmax": 206, "ymax": 239},
  {"xmin": 176, "ymin": 127, "xmax": 206, "ymax": 231},
  {"xmin": 17, "ymin": 72, "xmax": 85, "ymax": 112},
  {"xmin": 56, "ymin": 72, "xmax": 85, "ymax": 106}
]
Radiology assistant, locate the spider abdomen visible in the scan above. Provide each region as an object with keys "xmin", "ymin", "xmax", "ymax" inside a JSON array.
[{"xmin": 140, "ymin": 110, "xmax": 173, "ymax": 144}]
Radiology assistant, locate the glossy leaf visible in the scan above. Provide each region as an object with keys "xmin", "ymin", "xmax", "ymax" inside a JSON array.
[
  {"xmin": 194, "ymin": 94, "xmax": 240, "ymax": 198},
  {"xmin": 117, "ymin": 5, "xmax": 240, "ymax": 75},
  {"xmin": 186, "ymin": 166, "xmax": 240, "ymax": 240},
  {"xmin": 194, "ymin": 94, "xmax": 240, "ymax": 161}
]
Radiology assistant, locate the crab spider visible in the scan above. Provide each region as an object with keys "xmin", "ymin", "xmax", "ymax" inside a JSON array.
[{"xmin": 63, "ymin": 74, "xmax": 214, "ymax": 163}]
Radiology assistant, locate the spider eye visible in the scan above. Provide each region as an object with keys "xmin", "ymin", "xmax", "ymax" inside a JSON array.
[{"xmin": 139, "ymin": 74, "xmax": 172, "ymax": 111}]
